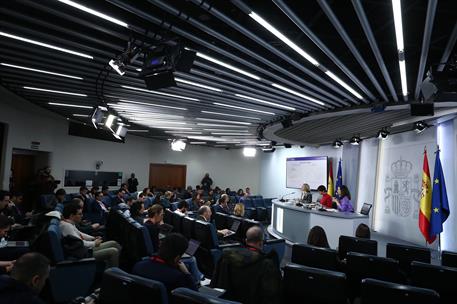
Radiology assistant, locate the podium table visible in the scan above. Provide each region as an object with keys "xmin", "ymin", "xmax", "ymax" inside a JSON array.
[{"xmin": 268, "ymin": 199, "xmax": 369, "ymax": 248}]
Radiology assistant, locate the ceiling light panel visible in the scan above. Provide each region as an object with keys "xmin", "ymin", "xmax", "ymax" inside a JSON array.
[
  {"xmin": 115, "ymin": 100, "xmax": 187, "ymax": 111},
  {"xmin": 175, "ymin": 77, "xmax": 222, "ymax": 92},
  {"xmin": 0, "ymin": 63, "xmax": 83, "ymax": 80},
  {"xmin": 271, "ymin": 83, "xmax": 325, "ymax": 106},
  {"xmin": 25, "ymin": 86, "xmax": 87, "ymax": 96},
  {"xmin": 121, "ymin": 85, "xmax": 199, "ymax": 101},
  {"xmin": 196, "ymin": 118, "xmax": 252, "ymax": 125},
  {"xmin": 195, "ymin": 52, "xmax": 261, "ymax": 80},
  {"xmin": 248, "ymin": 11, "xmax": 363, "ymax": 100},
  {"xmin": 213, "ymin": 102, "xmax": 275, "ymax": 115},
  {"xmin": 196, "ymin": 123, "xmax": 249, "ymax": 128},
  {"xmin": 57, "ymin": 0, "xmax": 129, "ymax": 28},
  {"xmin": 235, "ymin": 94, "xmax": 295, "ymax": 111},
  {"xmin": 201, "ymin": 110, "xmax": 260, "ymax": 120},
  {"xmin": 0, "ymin": 31, "xmax": 93, "ymax": 59},
  {"xmin": 48, "ymin": 102, "xmax": 93, "ymax": 109}
]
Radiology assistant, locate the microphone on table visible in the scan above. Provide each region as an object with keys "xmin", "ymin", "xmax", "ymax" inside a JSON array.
[{"xmin": 280, "ymin": 192, "xmax": 295, "ymax": 202}]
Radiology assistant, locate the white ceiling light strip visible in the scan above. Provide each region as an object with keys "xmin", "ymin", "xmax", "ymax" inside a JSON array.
[
  {"xmin": 1, "ymin": 63, "xmax": 83, "ymax": 80},
  {"xmin": 235, "ymin": 94, "xmax": 295, "ymax": 111},
  {"xmin": 128, "ymin": 129, "xmax": 149, "ymax": 132},
  {"xmin": 203, "ymin": 129, "xmax": 249, "ymax": 132},
  {"xmin": 175, "ymin": 77, "xmax": 222, "ymax": 92},
  {"xmin": 165, "ymin": 131, "xmax": 202, "ymax": 134},
  {"xmin": 48, "ymin": 102, "xmax": 92, "ymax": 108},
  {"xmin": 0, "ymin": 31, "xmax": 93, "ymax": 59},
  {"xmin": 25, "ymin": 86, "xmax": 87, "ymax": 96},
  {"xmin": 196, "ymin": 118, "xmax": 252, "ymax": 125},
  {"xmin": 190, "ymin": 142, "xmax": 207, "ymax": 144},
  {"xmin": 195, "ymin": 52, "xmax": 261, "ymax": 80},
  {"xmin": 324, "ymin": 71, "xmax": 363, "ymax": 99},
  {"xmin": 72, "ymin": 114, "xmax": 89, "ymax": 117},
  {"xmin": 271, "ymin": 83, "xmax": 325, "ymax": 106},
  {"xmin": 196, "ymin": 123, "xmax": 248, "ymax": 128},
  {"xmin": 213, "ymin": 102, "xmax": 275, "ymax": 115},
  {"xmin": 248, "ymin": 12, "xmax": 363, "ymax": 100},
  {"xmin": 249, "ymin": 12, "xmax": 319, "ymax": 66},
  {"xmin": 57, "ymin": 0, "xmax": 129, "ymax": 28},
  {"xmin": 201, "ymin": 110, "xmax": 260, "ymax": 120},
  {"xmin": 211, "ymin": 133, "xmax": 253, "ymax": 136},
  {"xmin": 134, "ymin": 120, "xmax": 187, "ymax": 125},
  {"xmin": 114, "ymin": 100, "xmax": 187, "ymax": 111},
  {"xmin": 392, "ymin": 0, "xmax": 408, "ymax": 97},
  {"xmin": 121, "ymin": 85, "xmax": 199, "ymax": 101}
]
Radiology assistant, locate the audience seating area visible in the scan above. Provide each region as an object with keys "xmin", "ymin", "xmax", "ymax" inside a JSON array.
[
  {"xmin": 288, "ymin": 235, "xmax": 457, "ymax": 304},
  {"xmin": 3, "ymin": 188, "xmax": 457, "ymax": 304}
]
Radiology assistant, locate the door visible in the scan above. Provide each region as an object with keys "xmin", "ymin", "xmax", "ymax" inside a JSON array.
[
  {"xmin": 11, "ymin": 154, "xmax": 35, "ymax": 193},
  {"xmin": 149, "ymin": 163, "xmax": 187, "ymax": 190}
]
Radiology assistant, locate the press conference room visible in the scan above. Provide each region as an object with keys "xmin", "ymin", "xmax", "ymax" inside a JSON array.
[{"xmin": 0, "ymin": 1, "xmax": 456, "ymax": 303}]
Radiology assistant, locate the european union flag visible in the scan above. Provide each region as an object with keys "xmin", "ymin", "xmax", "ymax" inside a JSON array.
[
  {"xmin": 335, "ymin": 159, "xmax": 343, "ymax": 198},
  {"xmin": 430, "ymin": 149, "xmax": 450, "ymax": 239}
]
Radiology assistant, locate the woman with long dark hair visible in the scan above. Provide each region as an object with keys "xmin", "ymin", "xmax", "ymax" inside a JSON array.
[{"xmin": 332, "ymin": 185, "xmax": 354, "ymax": 212}]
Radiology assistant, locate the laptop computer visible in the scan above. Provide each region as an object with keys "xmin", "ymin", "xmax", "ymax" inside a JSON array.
[
  {"xmin": 182, "ymin": 239, "xmax": 201, "ymax": 258},
  {"xmin": 223, "ymin": 220, "xmax": 241, "ymax": 237}
]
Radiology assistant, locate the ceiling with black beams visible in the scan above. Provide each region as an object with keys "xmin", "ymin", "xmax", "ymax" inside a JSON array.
[{"xmin": 0, "ymin": 0, "xmax": 456, "ymax": 148}]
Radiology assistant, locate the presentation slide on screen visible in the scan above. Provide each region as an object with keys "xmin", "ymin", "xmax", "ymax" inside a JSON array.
[{"xmin": 286, "ymin": 156, "xmax": 328, "ymax": 190}]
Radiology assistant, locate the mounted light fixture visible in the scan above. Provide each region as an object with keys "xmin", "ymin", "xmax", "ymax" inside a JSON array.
[
  {"xmin": 332, "ymin": 139, "xmax": 343, "ymax": 148},
  {"xmin": 350, "ymin": 135, "xmax": 361, "ymax": 145},
  {"xmin": 243, "ymin": 147, "xmax": 257, "ymax": 157},
  {"xmin": 109, "ymin": 42, "xmax": 141, "ymax": 76},
  {"xmin": 262, "ymin": 146, "xmax": 276, "ymax": 153},
  {"xmin": 171, "ymin": 139, "xmax": 186, "ymax": 151},
  {"xmin": 414, "ymin": 121, "xmax": 429, "ymax": 133},
  {"xmin": 377, "ymin": 128, "xmax": 390, "ymax": 140}
]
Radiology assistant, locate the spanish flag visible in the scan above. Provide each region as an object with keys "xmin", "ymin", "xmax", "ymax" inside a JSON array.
[
  {"xmin": 327, "ymin": 159, "xmax": 334, "ymax": 196},
  {"xmin": 419, "ymin": 148, "xmax": 435, "ymax": 244}
]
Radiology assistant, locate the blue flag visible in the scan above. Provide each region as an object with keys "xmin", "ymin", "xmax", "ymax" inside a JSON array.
[
  {"xmin": 430, "ymin": 149, "xmax": 450, "ymax": 239},
  {"xmin": 335, "ymin": 159, "xmax": 343, "ymax": 198}
]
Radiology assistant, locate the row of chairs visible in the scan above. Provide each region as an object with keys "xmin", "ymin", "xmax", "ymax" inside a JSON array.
[
  {"xmin": 163, "ymin": 210, "xmax": 285, "ymax": 277},
  {"xmin": 283, "ymin": 263, "xmax": 442, "ymax": 304},
  {"xmin": 105, "ymin": 209, "xmax": 154, "ymax": 268},
  {"xmin": 293, "ymin": 236, "xmax": 457, "ymax": 272},
  {"xmin": 99, "ymin": 267, "xmax": 240, "ymax": 304},
  {"xmin": 40, "ymin": 213, "xmax": 98, "ymax": 303},
  {"xmin": 291, "ymin": 242, "xmax": 457, "ymax": 303},
  {"xmin": 79, "ymin": 262, "xmax": 450, "ymax": 304}
]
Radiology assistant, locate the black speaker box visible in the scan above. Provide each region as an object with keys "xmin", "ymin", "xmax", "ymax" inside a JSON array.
[
  {"xmin": 410, "ymin": 103, "xmax": 434, "ymax": 116},
  {"xmin": 143, "ymin": 71, "xmax": 176, "ymax": 90}
]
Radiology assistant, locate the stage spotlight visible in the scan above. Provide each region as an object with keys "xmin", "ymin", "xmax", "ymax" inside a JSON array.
[
  {"xmin": 109, "ymin": 42, "xmax": 141, "ymax": 76},
  {"xmin": 105, "ymin": 114, "xmax": 116, "ymax": 129},
  {"xmin": 243, "ymin": 147, "xmax": 257, "ymax": 157},
  {"xmin": 332, "ymin": 139, "xmax": 343, "ymax": 148},
  {"xmin": 350, "ymin": 136, "xmax": 361, "ymax": 146},
  {"xmin": 414, "ymin": 121, "xmax": 429, "ymax": 133},
  {"xmin": 377, "ymin": 128, "xmax": 390, "ymax": 140},
  {"xmin": 90, "ymin": 106, "xmax": 107, "ymax": 129},
  {"xmin": 171, "ymin": 139, "xmax": 186, "ymax": 151},
  {"xmin": 141, "ymin": 43, "xmax": 196, "ymax": 90}
]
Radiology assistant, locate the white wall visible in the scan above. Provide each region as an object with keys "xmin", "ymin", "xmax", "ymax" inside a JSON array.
[{"xmin": 0, "ymin": 86, "xmax": 261, "ymax": 193}]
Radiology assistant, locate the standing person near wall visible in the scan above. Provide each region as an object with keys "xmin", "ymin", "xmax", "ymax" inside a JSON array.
[
  {"xmin": 128, "ymin": 173, "xmax": 139, "ymax": 193},
  {"xmin": 201, "ymin": 173, "xmax": 213, "ymax": 192}
]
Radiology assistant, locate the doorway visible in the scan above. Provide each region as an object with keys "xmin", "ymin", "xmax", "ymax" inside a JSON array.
[
  {"xmin": 10, "ymin": 149, "xmax": 51, "ymax": 209},
  {"xmin": 149, "ymin": 163, "xmax": 187, "ymax": 190}
]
